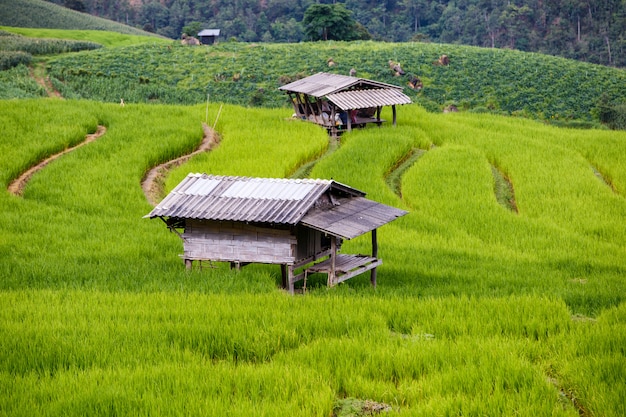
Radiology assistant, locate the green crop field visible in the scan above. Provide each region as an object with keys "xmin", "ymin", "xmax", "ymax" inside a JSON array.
[
  {"xmin": 0, "ymin": 18, "xmax": 625, "ymax": 416},
  {"xmin": 1, "ymin": 26, "xmax": 171, "ymax": 48},
  {"xmin": 0, "ymin": 0, "xmax": 160, "ymax": 37},
  {"xmin": 41, "ymin": 41, "xmax": 626, "ymax": 123},
  {"xmin": 1, "ymin": 98, "xmax": 624, "ymax": 416}
]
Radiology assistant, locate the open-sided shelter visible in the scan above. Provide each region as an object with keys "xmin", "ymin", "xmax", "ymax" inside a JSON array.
[
  {"xmin": 279, "ymin": 72, "xmax": 412, "ymax": 137},
  {"xmin": 197, "ymin": 29, "xmax": 220, "ymax": 45},
  {"xmin": 145, "ymin": 174, "xmax": 407, "ymax": 293}
]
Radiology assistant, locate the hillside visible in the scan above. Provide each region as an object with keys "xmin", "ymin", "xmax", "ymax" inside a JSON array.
[
  {"xmin": 43, "ymin": 40, "xmax": 626, "ymax": 124},
  {"xmin": 0, "ymin": 0, "xmax": 161, "ymax": 37},
  {"xmin": 36, "ymin": 0, "xmax": 626, "ymax": 68},
  {"xmin": 1, "ymin": 98, "xmax": 625, "ymax": 415},
  {"xmin": 2, "ymin": 3, "xmax": 625, "ymax": 413}
]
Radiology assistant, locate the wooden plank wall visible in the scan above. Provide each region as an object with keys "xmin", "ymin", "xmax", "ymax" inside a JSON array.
[{"xmin": 183, "ymin": 220, "xmax": 296, "ymax": 264}]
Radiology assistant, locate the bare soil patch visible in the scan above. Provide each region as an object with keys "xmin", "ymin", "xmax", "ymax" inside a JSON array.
[
  {"xmin": 8, "ymin": 125, "xmax": 106, "ymax": 196},
  {"xmin": 142, "ymin": 123, "xmax": 220, "ymax": 206},
  {"xmin": 30, "ymin": 62, "xmax": 63, "ymax": 99}
]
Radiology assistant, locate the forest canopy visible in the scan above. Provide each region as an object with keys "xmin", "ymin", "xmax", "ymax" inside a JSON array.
[{"xmin": 44, "ymin": 0, "xmax": 626, "ymax": 68}]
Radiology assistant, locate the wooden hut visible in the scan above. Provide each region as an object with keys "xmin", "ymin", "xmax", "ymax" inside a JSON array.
[
  {"xmin": 279, "ymin": 72, "xmax": 412, "ymax": 137},
  {"xmin": 145, "ymin": 174, "xmax": 407, "ymax": 293},
  {"xmin": 197, "ymin": 29, "xmax": 220, "ymax": 45}
]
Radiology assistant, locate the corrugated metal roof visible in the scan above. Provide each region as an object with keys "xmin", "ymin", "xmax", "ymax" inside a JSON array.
[
  {"xmin": 301, "ymin": 196, "xmax": 408, "ymax": 240},
  {"xmin": 278, "ymin": 72, "xmax": 403, "ymax": 97},
  {"xmin": 198, "ymin": 29, "xmax": 220, "ymax": 36},
  {"xmin": 326, "ymin": 88, "xmax": 412, "ymax": 110},
  {"xmin": 145, "ymin": 174, "xmax": 364, "ymax": 225}
]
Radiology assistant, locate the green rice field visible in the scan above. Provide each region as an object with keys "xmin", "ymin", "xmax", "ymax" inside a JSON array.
[{"xmin": 1, "ymin": 99, "xmax": 625, "ymax": 416}]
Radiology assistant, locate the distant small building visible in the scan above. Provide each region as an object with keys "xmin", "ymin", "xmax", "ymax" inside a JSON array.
[
  {"xmin": 279, "ymin": 72, "xmax": 412, "ymax": 137},
  {"xmin": 145, "ymin": 174, "xmax": 407, "ymax": 293},
  {"xmin": 197, "ymin": 29, "xmax": 220, "ymax": 45}
]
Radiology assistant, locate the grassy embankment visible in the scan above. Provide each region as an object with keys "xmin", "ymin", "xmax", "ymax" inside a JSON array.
[
  {"xmin": 0, "ymin": 26, "xmax": 170, "ymax": 99},
  {"xmin": 1, "ymin": 98, "xmax": 624, "ymax": 416},
  {"xmin": 1, "ymin": 26, "xmax": 172, "ymax": 48},
  {"xmin": 0, "ymin": 0, "xmax": 160, "ymax": 37},
  {"xmin": 40, "ymin": 40, "xmax": 626, "ymax": 125}
]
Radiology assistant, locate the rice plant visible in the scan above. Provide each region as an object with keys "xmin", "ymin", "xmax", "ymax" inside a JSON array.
[{"xmin": 1, "ymin": 99, "xmax": 625, "ymax": 416}]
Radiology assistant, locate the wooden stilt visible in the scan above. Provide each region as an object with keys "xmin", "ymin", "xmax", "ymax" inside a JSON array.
[
  {"xmin": 371, "ymin": 229, "xmax": 378, "ymax": 287},
  {"xmin": 329, "ymin": 236, "xmax": 337, "ymax": 286},
  {"xmin": 281, "ymin": 264, "xmax": 287, "ymax": 289},
  {"xmin": 288, "ymin": 265, "xmax": 295, "ymax": 294},
  {"xmin": 185, "ymin": 259, "xmax": 193, "ymax": 270}
]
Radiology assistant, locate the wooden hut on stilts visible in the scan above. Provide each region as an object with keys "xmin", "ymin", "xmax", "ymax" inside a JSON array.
[
  {"xmin": 145, "ymin": 174, "xmax": 407, "ymax": 294},
  {"xmin": 279, "ymin": 72, "xmax": 412, "ymax": 138}
]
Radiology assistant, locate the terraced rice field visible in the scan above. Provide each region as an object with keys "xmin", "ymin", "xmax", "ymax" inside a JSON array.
[{"xmin": 1, "ymin": 99, "xmax": 625, "ymax": 416}]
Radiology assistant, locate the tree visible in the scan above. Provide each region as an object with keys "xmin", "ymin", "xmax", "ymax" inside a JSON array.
[
  {"xmin": 182, "ymin": 21, "xmax": 203, "ymax": 38},
  {"xmin": 302, "ymin": 3, "xmax": 367, "ymax": 41},
  {"xmin": 140, "ymin": 2, "xmax": 170, "ymax": 34},
  {"xmin": 271, "ymin": 18, "xmax": 303, "ymax": 42},
  {"xmin": 64, "ymin": 0, "xmax": 86, "ymax": 12}
]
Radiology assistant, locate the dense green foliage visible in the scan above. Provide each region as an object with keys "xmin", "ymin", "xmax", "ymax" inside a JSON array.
[
  {"xmin": 302, "ymin": 3, "xmax": 367, "ymax": 41},
  {"xmin": 0, "ymin": 64, "xmax": 46, "ymax": 97},
  {"xmin": 1, "ymin": 26, "xmax": 172, "ymax": 48},
  {"xmin": 31, "ymin": 0, "xmax": 626, "ymax": 68},
  {"xmin": 0, "ymin": 30, "xmax": 101, "ymax": 61},
  {"xmin": 1, "ymin": 99, "xmax": 625, "ymax": 415},
  {"xmin": 596, "ymin": 93, "xmax": 626, "ymax": 130},
  {"xmin": 44, "ymin": 40, "xmax": 626, "ymax": 124},
  {"xmin": 0, "ymin": 0, "xmax": 160, "ymax": 37},
  {"xmin": 0, "ymin": 50, "xmax": 32, "ymax": 70}
]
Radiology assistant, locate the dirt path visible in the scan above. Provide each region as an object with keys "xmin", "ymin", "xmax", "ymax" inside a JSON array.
[
  {"xmin": 30, "ymin": 62, "xmax": 63, "ymax": 99},
  {"xmin": 8, "ymin": 125, "xmax": 107, "ymax": 196},
  {"xmin": 142, "ymin": 123, "xmax": 220, "ymax": 206}
]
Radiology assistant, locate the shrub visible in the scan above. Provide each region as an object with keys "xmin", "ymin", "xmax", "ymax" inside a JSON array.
[
  {"xmin": 0, "ymin": 32, "xmax": 102, "ymax": 55},
  {"xmin": 595, "ymin": 94, "xmax": 626, "ymax": 130},
  {"xmin": 0, "ymin": 51, "xmax": 32, "ymax": 70}
]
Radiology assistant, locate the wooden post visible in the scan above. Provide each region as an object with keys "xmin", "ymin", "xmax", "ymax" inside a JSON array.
[
  {"xmin": 392, "ymin": 105, "xmax": 397, "ymax": 126},
  {"xmin": 288, "ymin": 265, "xmax": 295, "ymax": 294},
  {"xmin": 376, "ymin": 106, "xmax": 382, "ymax": 122},
  {"xmin": 288, "ymin": 93, "xmax": 297, "ymax": 115},
  {"xmin": 329, "ymin": 238, "xmax": 336, "ymax": 286},
  {"xmin": 281, "ymin": 264, "xmax": 287, "ymax": 289},
  {"xmin": 185, "ymin": 259, "xmax": 193, "ymax": 270},
  {"xmin": 370, "ymin": 229, "xmax": 378, "ymax": 287},
  {"xmin": 330, "ymin": 107, "xmax": 337, "ymax": 138}
]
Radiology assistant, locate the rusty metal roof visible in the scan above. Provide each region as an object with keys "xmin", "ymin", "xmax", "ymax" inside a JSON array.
[
  {"xmin": 278, "ymin": 72, "xmax": 403, "ymax": 97},
  {"xmin": 326, "ymin": 88, "xmax": 412, "ymax": 110},
  {"xmin": 145, "ymin": 174, "xmax": 407, "ymax": 239}
]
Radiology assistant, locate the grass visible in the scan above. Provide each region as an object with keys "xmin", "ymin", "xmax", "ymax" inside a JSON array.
[
  {"xmin": 1, "ymin": 26, "xmax": 172, "ymax": 48},
  {"xmin": 0, "ymin": 99, "xmax": 625, "ymax": 416},
  {"xmin": 0, "ymin": 0, "xmax": 160, "ymax": 37},
  {"xmin": 0, "ymin": 64, "xmax": 46, "ymax": 98},
  {"xmin": 39, "ymin": 40, "xmax": 626, "ymax": 123}
]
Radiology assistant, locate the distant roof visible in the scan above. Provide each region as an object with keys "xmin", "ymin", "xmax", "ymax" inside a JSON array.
[
  {"xmin": 279, "ymin": 72, "xmax": 402, "ymax": 97},
  {"xmin": 279, "ymin": 72, "xmax": 411, "ymax": 110},
  {"xmin": 198, "ymin": 29, "xmax": 220, "ymax": 37},
  {"xmin": 145, "ymin": 174, "xmax": 407, "ymax": 239},
  {"xmin": 327, "ymin": 88, "xmax": 412, "ymax": 110}
]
